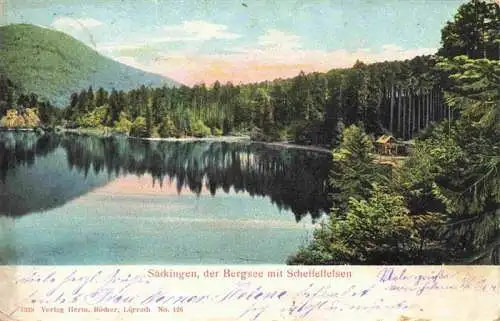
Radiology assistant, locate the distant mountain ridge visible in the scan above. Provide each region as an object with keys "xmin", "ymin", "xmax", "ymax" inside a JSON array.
[{"xmin": 0, "ymin": 24, "xmax": 179, "ymax": 107}]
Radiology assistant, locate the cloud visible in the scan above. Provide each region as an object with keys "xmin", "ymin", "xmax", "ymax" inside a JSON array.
[
  {"xmin": 104, "ymin": 29, "xmax": 436, "ymax": 86},
  {"xmin": 97, "ymin": 20, "xmax": 240, "ymax": 55},
  {"xmin": 257, "ymin": 29, "xmax": 301, "ymax": 50},
  {"xmin": 51, "ymin": 17, "xmax": 104, "ymax": 31},
  {"xmin": 161, "ymin": 20, "xmax": 241, "ymax": 41},
  {"xmin": 147, "ymin": 44, "xmax": 436, "ymax": 85}
]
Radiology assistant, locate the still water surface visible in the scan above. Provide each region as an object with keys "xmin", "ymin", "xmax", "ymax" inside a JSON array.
[{"xmin": 0, "ymin": 132, "xmax": 332, "ymax": 264}]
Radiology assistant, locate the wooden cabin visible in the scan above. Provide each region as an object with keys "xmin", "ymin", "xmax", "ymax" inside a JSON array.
[{"xmin": 375, "ymin": 135, "xmax": 398, "ymax": 155}]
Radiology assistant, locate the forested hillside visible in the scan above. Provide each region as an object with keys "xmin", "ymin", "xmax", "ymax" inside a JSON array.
[{"xmin": 0, "ymin": 24, "xmax": 178, "ymax": 107}]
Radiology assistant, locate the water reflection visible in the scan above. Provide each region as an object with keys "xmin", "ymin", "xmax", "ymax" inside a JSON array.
[{"xmin": 0, "ymin": 132, "xmax": 332, "ymax": 221}]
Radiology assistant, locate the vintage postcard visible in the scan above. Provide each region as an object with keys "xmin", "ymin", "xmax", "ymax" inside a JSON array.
[{"xmin": 0, "ymin": 0, "xmax": 498, "ymax": 320}]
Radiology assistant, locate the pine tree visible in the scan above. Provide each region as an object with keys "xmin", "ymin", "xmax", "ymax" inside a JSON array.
[
  {"xmin": 95, "ymin": 87, "xmax": 108, "ymax": 107},
  {"xmin": 85, "ymin": 86, "xmax": 94, "ymax": 111},
  {"xmin": 145, "ymin": 103, "xmax": 153, "ymax": 137},
  {"xmin": 329, "ymin": 124, "xmax": 389, "ymax": 212}
]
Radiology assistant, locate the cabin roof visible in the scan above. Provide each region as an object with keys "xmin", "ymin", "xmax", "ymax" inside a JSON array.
[{"xmin": 376, "ymin": 135, "xmax": 396, "ymax": 144}]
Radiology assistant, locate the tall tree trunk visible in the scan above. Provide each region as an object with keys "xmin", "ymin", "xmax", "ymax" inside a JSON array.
[
  {"xmin": 415, "ymin": 90, "xmax": 418, "ymax": 132},
  {"xmin": 438, "ymin": 89, "xmax": 441, "ymax": 121},
  {"xmin": 426, "ymin": 89, "xmax": 430, "ymax": 127},
  {"xmin": 402, "ymin": 88, "xmax": 406, "ymax": 140},
  {"xmin": 397, "ymin": 86, "xmax": 402, "ymax": 137},
  {"xmin": 439, "ymin": 90, "xmax": 444, "ymax": 120},
  {"xmin": 408, "ymin": 88, "xmax": 413, "ymax": 139},
  {"xmin": 441, "ymin": 90, "xmax": 445, "ymax": 121},
  {"xmin": 447, "ymin": 99, "xmax": 451, "ymax": 121},
  {"xmin": 417, "ymin": 89, "xmax": 422, "ymax": 131},
  {"xmin": 432, "ymin": 88, "xmax": 436, "ymax": 121},
  {"xmin": 390, "ymin": 84, "xmax": 395, "ymax": 134},
  {"xmin": 436, "ymin": 89, "xmax": 440, "ymax": 121},
  {"xmin": 430, "ymin": 89, "xmax": 433, "ymax": 122}
]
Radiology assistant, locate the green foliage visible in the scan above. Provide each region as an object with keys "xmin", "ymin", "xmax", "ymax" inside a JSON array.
[
  {"xmin": 291, "ymin": 50, "xmax": 499, "ymax": 264},
  {"xmin": 398, "ymin": 53, "xmax": 500, "ymax": 261},
  {"xmin": 438, "ymin": 0, "xmax": 499, "ymax": 59},
  {"xmin": 397, "ymin": 120, "xmax": 499, "ymax": 261},
  {"xmin": 158, "ymin": 116, "xmax": 177, "ymax": 138},
  {"xmin": 57, "ymin": 51, "xmax": 449, "ymax": 145},
  {"xmin": 145, "ymin": 104, "xmax": 153, "ymax": 137},
  {"xmin": 211, "ymin": 127, "xmax": 223, "ymax": 137},
  {"xmin": 190, "ymin": 119, "xmax": 211, "ymax": 138},
  {"xmin": 397, "ymin": 125, "xmax": 464, "ymax": 211},
  {"xmin": 114, "ymin": 112, "xmax": 133, "ymax": 134},
  {"xmin": 330, "ymin": 124, "xmax": 389, "ymax": 211},
  {"xmin": 0, "ymin": 24, "xmax": 178, "ymax": 107},
  {"xmin": 129, "ymin": 116, "xmax": 149, "ymax": 138},
  {"xmin": 437, "ymin": 56, "xmax": 500, "ymax": 131},
  {"xmin": 289, "ymin": 185, "xmax": 418, "ymax": 264},
  {"xmin": 75, "ymin": 106, "xmax": 107, "ymax": 128}
]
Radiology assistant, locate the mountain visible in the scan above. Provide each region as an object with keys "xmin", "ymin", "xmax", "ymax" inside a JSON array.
[{"xmin": 0, "ymin": 24, "xmax": 180, "ymax": 107}]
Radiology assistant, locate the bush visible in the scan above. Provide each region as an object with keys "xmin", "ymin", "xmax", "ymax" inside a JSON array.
[
  {"xmin": 23, "ymin": 108, "xmax": 41, "ymax": 128},
  {"xmin": 250, "ymin": 126, "xmax": 280, "ymax": 142},
  {"xmin": 75, "ymin": 106, "xmax": 107, "ymax": 128},
  {"xmin": 151, "ymin": 126, "xmax": 161, "ymax": 138},
  {"xmin": 129, "ymin": 117, "xmax": 149, "ymax": 138},
  {"xmin": 114, "ymin": 113, "xmax": 132, "ymax": 134},
  {"xmin": 211, "ymin": 127, "xmax": 223, "ymax": 136},
  {"xmin": 250, "ymin": 127, "xmax": 265, "ymax": 141},
  {"xmin": 158, "ymin": 116, "xmax": 177, "ymax": 138},
  {"xmin": 1, "ymin": 109, "xmax": 25, "ymax": 128},
  {"xmin": 34, "ymin": 126, "xmax": 45, "ymax": 135},
  {"xmin": 288, "ymin": 185, "xmax": 418, "ymax": 265},
  {"xmin": 190, "ymin": 120, "xmax": 211, "ymax": 138}
]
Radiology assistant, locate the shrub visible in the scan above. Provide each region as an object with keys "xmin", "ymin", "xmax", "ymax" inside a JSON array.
[
  {"xmin": 75, "ymin": 106, "xmax": 107, "ymax": 128},
  {"xmin": 114, "ymin": 113, "xmax": 132, "ymax": 134},
  {"xmin": 1, "ymin": 109, "xmax": 26, "ymax": 128},
  {"xmin": 23, "ymin": 108, "xmax": 41, "ymax": 128},
  {"xmin": 158, "ymin": 116, "xmax": 177, "ymax": 138},
  {"xmin": 211, "ymin": 127, "xmax": 223, "ymax": 136},
  {"xmin": 129, "ymin": 117, "xmax": 149, "ymax": 138},
  {"xmin": 190, "ymin": 120, "xmax": 211, "ymax": 138},
  {"xmin": 250, "ymin": 126, "xmax": 280, "ymax": 142}
]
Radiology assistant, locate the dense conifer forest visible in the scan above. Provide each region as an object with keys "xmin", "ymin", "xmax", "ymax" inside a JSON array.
[{"xmin": 0, "ymin": 54, "xmax": 452, "ymax": 146}]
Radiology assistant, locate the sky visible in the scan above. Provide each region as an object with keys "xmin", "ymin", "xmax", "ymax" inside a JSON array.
[{"xmin": 1, "ymin": 0, "xmax": 467, "ymax": 86}]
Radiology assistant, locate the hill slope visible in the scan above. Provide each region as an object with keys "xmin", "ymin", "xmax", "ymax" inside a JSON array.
[{"xmin": 0, "ymin": 24, "xmax": 179, "ymax": 107}]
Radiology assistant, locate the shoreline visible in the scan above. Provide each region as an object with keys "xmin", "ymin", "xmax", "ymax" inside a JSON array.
[
  {"xmin": 258, "ymin": 141, "xmax": 331, "ymax": 154},
  {"xmin": 1, "ymin": 126, "xmax": 331, "ymax": 153},
  {"xmin": 63, "ymin": 128, "xmax": 335, "ymax": 154},
  {"xmin": 1, "ymin": 128, "xmax": 410, "ymax": 162},
  {"xmin": 139, "ymin": 135, "xmax": 252, "ymax": 142}
]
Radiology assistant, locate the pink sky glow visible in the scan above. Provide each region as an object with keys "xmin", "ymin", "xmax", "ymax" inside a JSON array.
[{"xmin": 115, "ymin": 45, "xmax": 437, "ymax": 86}]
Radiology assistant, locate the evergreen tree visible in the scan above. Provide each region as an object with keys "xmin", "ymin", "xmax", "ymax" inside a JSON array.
[
  {"xmin": 158, "ymin": 115, "xmax": 177, "ymax": 138},
  {"xmin": 95, "ymin": 87, "xmax": 108, "ymax": 107},
  {"xmin": 87, "ymin": 86, "xmax": 95, "ymax": 111},
  {"xmin": 438, "ymin": 0, "xmax": 500, "ymax": 59},
  {"xmin": 145, "ymin": 103, "xmax": 153, "ymax": 137},
  {"xmin": 77, "ymin": 89, "xmax": 88, "ymax": 114},
  {"xmin": 329, "ymin": 124, "xmax": 389, "ymax": 212},
  {"xmin": 288, "ymin": 185, "xmax": 418, "ymax": 265}
]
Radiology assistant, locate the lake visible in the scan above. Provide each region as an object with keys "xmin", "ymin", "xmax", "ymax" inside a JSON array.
[{"xmin": 0, "ymin": 132, "xmax": 332, "ymax": 265}]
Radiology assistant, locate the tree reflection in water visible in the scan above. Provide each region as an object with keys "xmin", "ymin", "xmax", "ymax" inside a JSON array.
[{"xmin": 0, "ymin": 132, "xmax": 332, "ymax": 222}]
